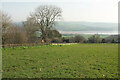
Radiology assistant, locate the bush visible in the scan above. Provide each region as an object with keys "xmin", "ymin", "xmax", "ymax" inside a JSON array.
[
  {"xmin": 74, "ymin": 35, "xmax": 86, "ymax": 43},
  {"xmin": 88, "ymin": 34, "xmax": 101, "ymax": 43},
  {"xmin": 3, "ymin": 25, "xmax": 28, "ymax": 44}
]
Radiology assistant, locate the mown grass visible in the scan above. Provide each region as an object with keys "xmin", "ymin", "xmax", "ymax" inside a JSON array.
[{"xmin": 2, "ymin": 44, "xmax": 118, "ymax": 78}]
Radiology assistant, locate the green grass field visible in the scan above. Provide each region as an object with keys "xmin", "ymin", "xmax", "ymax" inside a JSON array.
[
  {"xmin": 62, "ymin": 34, "xmax": 109, "ymax": 39},
  {"xmin": 2, "ymin": 44, "xmax": 118, "ymax": 78}
]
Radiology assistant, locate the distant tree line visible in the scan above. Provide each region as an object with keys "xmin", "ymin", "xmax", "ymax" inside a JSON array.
[{"xmin": 60, "ymin": 34, "xmax": 120, "ymax": 43}]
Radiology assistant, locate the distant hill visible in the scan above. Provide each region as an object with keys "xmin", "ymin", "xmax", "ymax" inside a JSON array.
[
  {"xmin": 15, "ymin": 21, "xmax": 118, "ymax": 31},
  {"xmin": 54, "ymin": 21, "xmax": 118, "ymax": 31}
]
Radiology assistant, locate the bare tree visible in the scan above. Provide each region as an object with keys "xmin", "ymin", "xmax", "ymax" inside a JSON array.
[
  {"xmin": 0, "ymin": 10, "xmax": 2, "ymax": 46},
  {"xmin": 88, "ymin": 34, "xmax": 101, "ymax": 43},
  {"xmin": 23, "ymin": 18, "xmax": 39, "ymax": 43},
  {"xmin": 28, "ymin": 5, "xmax": 62, "ymax": 42},
  {"xmin": 1, "ymin": 12, "xmax": 28, "ymax": 45},
  {"xmin": 2, "ymin": 12, "xmax": 12, "ymax": 32},
  {"xmin": 74, "ymin": 35, "xmax": 86, "ymax": 43},
  {"xmin": 6, "ymin": 25, "xmax": 28, "ymax": 44},
  {"xmin": 1, "ymin": 12, "xmax": 12, "ymax": 44}
]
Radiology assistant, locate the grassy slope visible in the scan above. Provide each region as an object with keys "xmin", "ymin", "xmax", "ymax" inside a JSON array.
[{"xmin": 2, "ymin": 44, "xmax": 118, "ymax": 78}]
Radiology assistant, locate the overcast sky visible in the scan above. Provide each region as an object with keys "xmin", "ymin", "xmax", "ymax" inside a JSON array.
[{"xmin": 1, "ymin": 0, "xmax": 119, "ymax": 23}]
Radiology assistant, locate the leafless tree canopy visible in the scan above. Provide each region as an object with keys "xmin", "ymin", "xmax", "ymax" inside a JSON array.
[
  {"xmin": 0, "ymin": 10, "xmax": 2, "ymax": 46},
  {"xmin": 2, "ymin": 12, "xmax": 12, "ymax": 33},
  {"xmin": 0, "ymin": 10, "xmax": 2, "ymax": 24},
  {"xmin": 28, "ymin": 5, "xmax": 62, "ymax": 41},
  {"xmin": 6, "ymin": 26, "xmax": 28, "ymax": 44},
  {"xmin": 1, "ymin": 12, "xmax": 28, "ymax": 45},
  {"xmin": 1, "ymin": 12, "xmax": 12, "ymax": 44},
  {"xmin": 23, "ymin": 19, "xmax": 39, "ymax": 43}
]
